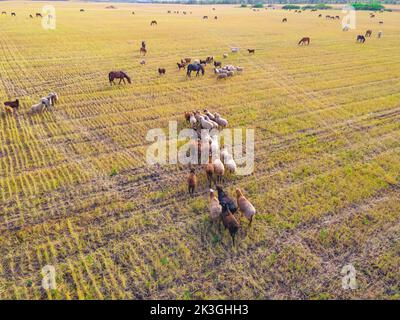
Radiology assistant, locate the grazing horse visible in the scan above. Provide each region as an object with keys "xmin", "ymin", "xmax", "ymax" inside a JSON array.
[
  {"xmin": 36, "ymin": 13, "xmax": 42, "ymax": 18},
  {"xmin": 365, "ymin": 30, "xmax": 372, "ymax": 37},
  {"xmin": 379, "ymin": 21, "xmax": 383, "ymax": 24},
  {"xmin": 4, "ymin": 99, "xmax": 19, "ymax": 114},
  {"xmin": 80, "ymin": 9, "xmax": 85, "ymax": 12},
  {"xmin": 182, "ymin": 58, "xmax": 191, "ymax": 64},
  {"xmin": 203, "ymin": 16, "xmax": 208, "ymax": 19},
  {"xmin": 11, "ymin": 12, "xmax": 16, "ymax": 16},
  {"xmin": 150, "ymin": 20, "xmax": 157, "ymax": 26},
  {"xmin": 325, "ymin": 15, "xmax": 331, "ymax": 19},
  {"xmin": 298, "ymin": 37, "xmax": 310, "ymax": 46},
  {"xmin": 282, "ymin": 18, "xmax": 287, "ymax": 23},
  {"xmin": 29, "ymin": 14, "xmax": 33, "ymax": 18},
  {"xmin": 158, "ymin": 68, "xmax": 166, "ymax": 75},
  {"xmin": 357, "ymin": 35, "xmax": 366, "ymax": 43},
  {"xmin": 247, "ymin": 49, "xmax": 255, "ymax": 54},
  {"xmin": 140, "ymin": 47, "xmax": 147, "ymax": 55},
  {"xmin": 177, "ymin": 62, "xmax": 186, "ymax": 70},
  {"xmin": 206, "ymin": 56, "xmax": 214, "ymax": 64},
  {"xmin": 214, "ymin": 16, "xmax": 218, "ymax": 20},
  {"xmin": 186, "ymin": 64, "xmax": 204, "ymax": 77},
  {"xmin": 109, "ymin": 71, "xmax": 131, "ymax": 85},
  {"xmin": 1, "ymin": 12, "xmax": 6, "ymax": 15}
]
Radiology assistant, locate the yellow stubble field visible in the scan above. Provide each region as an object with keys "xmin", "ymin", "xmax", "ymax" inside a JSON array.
[{"xmin": 0, "ymin": 1, "xmax": 399, "ymax": 299}]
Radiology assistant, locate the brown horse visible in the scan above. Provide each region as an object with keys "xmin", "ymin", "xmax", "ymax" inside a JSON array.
[
  {"xmin": 140, "ymin": 47, "xmax": 147, "ymax": 55},
  {"xmin": 282, "ymin": 18, "xmax": 287, "ymax": 23},
  {"xmin": 11, "ymin": 12, "xmax": 16, "ymax": 16},
  {"xmin": 150, "ymin": 20, "xmax": 157, "ymax": 26},
  {"xmin": 109, "ymin": 71, "xmax": 131, "ymax": 85},
  {"xmin": 1, "ymin": 12, "xmax": 6, "ymax": 15},
  {"xmin": 365, "ymin": 30, "xmax": 372, "ymax": 37},
  {"xmin": 247, "ymin": 49, "xmax": 255, "ymax": 54},
  {"xmin": 36, "ymin": 13, "xmax": 42, "ymax": 17},
  {"xmin": 177, "ymin": 62, "xmax": 186, "ymax": 70},
  {"xmin": 158, "ymin": 68, "xmax": 166, "ymax": 75},
  {"xmin": 298, "ymin": 37, "xmax": 310, "ymax": 45}
]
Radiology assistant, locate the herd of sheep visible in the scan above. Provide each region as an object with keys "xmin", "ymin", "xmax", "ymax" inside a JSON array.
[{"xmin": 184, "ymin": 109, "xmax": 256, "ymax": 245}]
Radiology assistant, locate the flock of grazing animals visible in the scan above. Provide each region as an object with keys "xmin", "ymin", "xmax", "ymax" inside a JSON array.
[
  {"xmin": 214, "ymin": 64, "xmax": 244, "ymax": 80},
  {"xmin": 183, "ymin": 109, "xmax": 256, "ymax": 245},
  {"xmin": 3, "ymin": 92, "xmax": 58, "ymax": 116}
]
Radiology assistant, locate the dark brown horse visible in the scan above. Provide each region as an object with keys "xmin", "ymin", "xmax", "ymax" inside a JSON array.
[
  {"xmin": 357, "ymin": 35, "xmax": 366, "ymax": 43},
  {"xmin": 282, "ymin": 18, "xmax": 287, "ymax": 23},
  {"xmin": 11, "ymin": 12, "xmax": 16, "ymax": 16},
  {"xmin": 365, "ymin": 30, "xmax": 372, "ymax": 37},
  {"xmin": 150, "ymin": 20, "xmax": 157, "ymax": 26},
  {"xmin": 140, "ymin": 47, "xmax": 147, "ymax": 55},
  {"xmin": 158, "ymin": 68, "xmax": 166, "ymax": 75},
  {"xmin": 298, "ymin": 37, "xmax": 310, "ymax": 46},
  {"xmin": 1, "ymin": 12, "xmax": 6, "ymax": 15},
  {"xmin": 36, "ymin": 13, "xmax": 42, "ymax": 18},
  {"xmin": 109, "ymin": 71, "xmax": 131, "ymax": 85},
  {"xmin": 247, "ymin": 49, "xmax": 255, "ymax": 54}
]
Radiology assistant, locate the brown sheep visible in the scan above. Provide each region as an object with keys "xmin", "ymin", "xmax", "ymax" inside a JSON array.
[
  {"xmin": 187, "ymin": 168, "xmax": 197, "ymax": 196},
  {"xmin": 205, "ymin": 155, "xmax": 214, "ymax": 187},
  {"xmin": 213, "ymin": 158, "xmax": 224, "ymax": 184},
  {"xmin": 209, "ymin": 189, "xmax": 222, "ymax": 223},
  {"xmin": 236, "ymin": 188, "xmax": 256, "ymax": 226},
  {"xmin": 221, "ymin": 203, "xmax": 240, "ymax": 245}
]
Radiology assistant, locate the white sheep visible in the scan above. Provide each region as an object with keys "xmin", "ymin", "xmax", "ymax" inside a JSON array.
[
  {"xmin": 204, "ymin": 109, "xmax": 216, "ymax": 121},
  {"xmin": 223, "ymin": 53, "xmax": 228, "ymax": 58},
  {"xmin": 199, "ymin": 115, "xmax": 214, "ymax": 130},
  {"xmin": 231, "ymin": 47, "xmax": 239, "ymax": 53},
  {"xmin": 225, "ymin": 154, "xmax": 237, "ymax": 173},
  {"xmin": 28, "ymin": 102, "xmax": 46, "ymax": 115},
  {"xmin": 204, "ymin": 115, "xmax": 218, "ymax": 129},
  {"xmin": 217, "ymin": 73, "xmax": 227, "ymax": 80},
  {"xmin": 210, "ymin": 135, "xmax": 219, "ymax": 156},
  {"xmin": 214, "ymin": 113, "xmax": 228, "ymax": 127},
  {"xmin": 189, "ymin": 113, "xmax": 197, "ymax": 126}
]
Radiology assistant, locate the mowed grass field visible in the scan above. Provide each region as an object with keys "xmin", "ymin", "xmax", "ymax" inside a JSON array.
[{"xmin": 0, "ymin": 2, "xmax": 399, "ymax": 300}]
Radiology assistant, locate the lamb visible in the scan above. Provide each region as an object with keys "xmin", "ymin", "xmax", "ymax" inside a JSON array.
[
  {"xmin": 231, "ymin": 47, "xmax": 239, "ymax": 53},
  {"xmin": 184, "ymin": 112, "xmax": 191, "ymax": 123},
  {"xmin": 216, "ymin": 186, "xmax": 237, "ymax": 214},
  {"xmin": 199, "ymin": 115, "xmax": 214, "ymax": 130},
  {"xmin": 223, "ymin": 53, "xmax": 228, "ymax": 58},
  {"xmin": 221, "ymin": 203, "xmax": 240, "ymax": 245},
  {"xmin": 236, "ymin": 188, "xmax": 256, "ymax": 225},
  {"xmin": 217, "ymin": 73, "xmax": 227, "ymax": 80},
  {"xmin": 225, "ymin": 154, "xmax": 237, "ymax": 174},
  {"xmin": 236, "ymin": 66, "xmax": 244, "ymax": 72},
  {"xmin": 189, "ymin": 113, "xmax": 197, "ymax": 126},
  {"xmin": 214, "ymin": 113, "xmax": 228, "ymax": 127},
  {"xmin": 204, "ymin": 109, "xmax": 216, "ymax": 121},
  {"xmin": 40, "ymin": 97, "xmax": 51, "ymax": 109},
  {"xmin": 213, "ymin": 159, "xmax": 224, "ymax": 184},
  {"xmin": 187, "ymin": 168, "xmax": 197, "ymax": 196},
  {"xmin": 227, "ymin": 71, "xmax": 234, "ymax": 77},
  {"xmin": 205, "ymin": 155, "xmax": 214, "ymax": 187},
  {"xmin": 210, "ymin": 134, "xmax": 219, "ymax": 156},
  {"xmin": 204, "ymin": 115, "xmax": 218, "ymax": 129},
  {"xmin": 209, "ymin": 189, "xmax": 222, "ymax": 222},
  {"xmin": 28, "ymin": 102, "xmax": 46, "ymax": 115}
]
